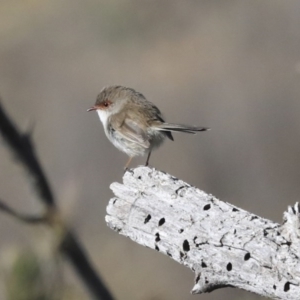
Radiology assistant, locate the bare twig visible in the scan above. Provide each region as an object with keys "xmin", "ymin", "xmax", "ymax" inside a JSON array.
[
  {"xmin": 0, "ymin": 100, "xmax": 114, "ymax": 300},
  {"xmin": 0, "ymin": 101, "xmax": 54, "ymax": 207},
  {"xmin": 0, "ymin": 198, "xmax": 46, "ymax": 224}
]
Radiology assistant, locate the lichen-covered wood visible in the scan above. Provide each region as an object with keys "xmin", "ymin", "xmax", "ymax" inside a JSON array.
[{"xmin": 106, "ymin": 166, "xmax": 300, "ymax": 299}]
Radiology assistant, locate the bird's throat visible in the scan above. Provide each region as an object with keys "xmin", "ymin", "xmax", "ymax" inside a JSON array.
[{"xmin": 97, "ymin": 109, "xmax": 109, "ymax": 126}]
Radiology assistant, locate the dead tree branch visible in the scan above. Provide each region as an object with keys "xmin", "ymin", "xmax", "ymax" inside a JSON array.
[{"xmin": 106, "ymin": 166, "xmax": 300, "ymax": 300}]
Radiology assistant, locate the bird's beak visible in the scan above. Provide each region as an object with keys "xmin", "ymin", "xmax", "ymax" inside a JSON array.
[{"xmin": 87, "ymin": 106, "xmax": 97, "ymax": 112}]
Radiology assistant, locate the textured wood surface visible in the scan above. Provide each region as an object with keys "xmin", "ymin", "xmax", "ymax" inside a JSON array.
[{"xmin": 106, "ymin": 166, "xmax": 300, "ymax": 299}]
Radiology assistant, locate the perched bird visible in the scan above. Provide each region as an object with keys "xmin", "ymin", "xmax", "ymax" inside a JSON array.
[{"xmin": 87, "ymin": 86, "xmax": 209, "ymax": 170}]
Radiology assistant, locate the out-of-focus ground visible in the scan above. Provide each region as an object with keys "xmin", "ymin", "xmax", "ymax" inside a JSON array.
[{"xmin": 0, "ymin": 1, "xmax": 300, "ymax": 299}]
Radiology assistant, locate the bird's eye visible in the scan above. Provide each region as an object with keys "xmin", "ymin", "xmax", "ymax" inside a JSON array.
[{"xmin": 103, "ymin": 101, "xmax": 109, "ymax": 107}]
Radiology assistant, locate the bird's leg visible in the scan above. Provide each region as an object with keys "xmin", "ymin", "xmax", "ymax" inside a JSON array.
[
  {"xmin": 145, "ymin": 151, "xmax": 152, "ymax": 166},
  {"xmin": 124, "ymin": 157, "xmax": 133, "ymax": 173}
]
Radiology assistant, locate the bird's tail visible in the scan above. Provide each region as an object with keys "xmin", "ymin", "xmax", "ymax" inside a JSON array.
[{"xmin": 154, "ymin": 123, "xmax": 210, "ymax": 134}]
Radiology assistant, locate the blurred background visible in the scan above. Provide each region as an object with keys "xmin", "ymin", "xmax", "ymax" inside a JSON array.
[{"xmin": 0, "ymin": 0, "xmax": 300, "ymax": 299}]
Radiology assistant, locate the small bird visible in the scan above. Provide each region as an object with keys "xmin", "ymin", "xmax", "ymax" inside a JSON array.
[{"xmin": 87, "ymin": 86, "xmax": 209, "ymax": 170}]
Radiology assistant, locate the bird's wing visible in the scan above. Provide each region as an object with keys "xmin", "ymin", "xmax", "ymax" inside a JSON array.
[{"xmin": 114, "ymin": 117, "xmax": 150, "ymax": 149}]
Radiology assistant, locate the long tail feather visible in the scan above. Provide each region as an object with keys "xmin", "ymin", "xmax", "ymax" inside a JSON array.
[{"xmin": 154, "ymin": 123, "xmax": 210, "ymax": 134}]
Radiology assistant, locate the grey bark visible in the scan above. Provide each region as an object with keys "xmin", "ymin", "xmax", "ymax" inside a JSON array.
[{"xmin": 106, "ymin": 166, "xmax": 300, "ymax": 300}]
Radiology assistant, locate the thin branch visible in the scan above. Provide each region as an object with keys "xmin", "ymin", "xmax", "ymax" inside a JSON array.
[
  {"xmin": 60, "ymin": 232, "xmax": 115, "ymax": 300},
  {"xmin": 0, "ymin": 198, "xmax": 46, "ymax": 224},
  {"xmin": 0, "ymin": 101, "xmax": 54, "ymax": 207},
  {"xmin": 0, "ymin": 99, "xmax": 114, "ymax": 300}
]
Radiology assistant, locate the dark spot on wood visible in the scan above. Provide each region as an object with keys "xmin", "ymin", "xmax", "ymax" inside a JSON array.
[
  {"xmin": 144, "ymin": 214, "xmax": 151, "ymax": 224},
  {"xmin": 232, "ymin": 208, "xmax": 239, "ymax": 212},
  {"xmin": 244, "ymin": 253, "xmax": 251, "ymax": 261},
  {"xmin": 179, "ymin": 229, "xmax": 184, "ymax": 233},
  {"xmin": 166, "ymin": 251, "xmax": 172, "ymax": 257},
  {"xmin": 250, "ymin": 216, "xmax": 258, "ymax": 221},
  {"xmin": 183, "ymin": 240, "xmax": 190, "ymax": 252},
  {"xmin": 226, "ymin": 263, "xmax": 232, "ymax": 271},
  {"xmin": 205, "ymin": 278, "xmax": 209, "ymax": 284},
  {"xmin": 284, "ymin": 281, "xmax": 290, "ymax": 292},
  {"xmin": 286, "ymin": 241, "xmax": 292, "ymax": 246},
  {"xmin": 137, "ymin": 176, "xmax": 142, "ymax": 180},
  {"xmin": 263, "ymin": 265, "xmax": 271, "ymax": 269},
  {"xmin": 203, "ymin": 204, "xmax": 211, "ymax": 211},
  {"xmin": 171, "ymin": 176, "xmax": 179, "ymax": 181},
  {"xmin": 113, "ymin": 199, "xmax": 117, "ymax": 204},
  {"xmin": 201, "ymin": 262, "xmax": 207, "ymax": 268},
  {"xmin": 233, "ymin": 229, "xmax": 236, "ymax": 234},
  {"xmin": 175, "ymin": 185, "xmax": 185, "ymax": 196},
  {"xmin": 158, "ymin": 218, "xmax": 165, "ymax": 226},
  {"xmin": 155, "ymin": 232, "xmax": 160, "ymax": 242},
  {"xmin": 273, "ymin": 285, "xmax": 276, "ymax": 290},
  {"xmin": 155, "ymin": 245, "xmax": 160, "ymax": 251},
  {"xmin": 180, "ymin": 251, "xmax": 184, "ymax": 259}
]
